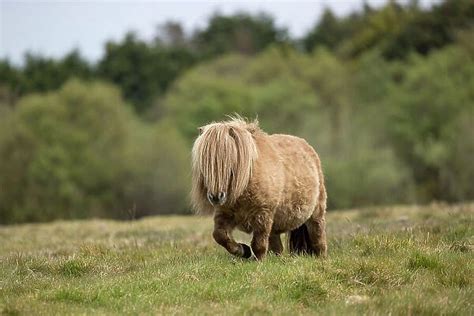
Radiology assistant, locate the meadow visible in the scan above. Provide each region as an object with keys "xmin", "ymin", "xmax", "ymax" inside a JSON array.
[{"xmin": 1, "ymin": 203, "xmax": 473, "ymax": 315}]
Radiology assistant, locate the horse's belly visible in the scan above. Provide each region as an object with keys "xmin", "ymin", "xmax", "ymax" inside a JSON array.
[
  {"xmin": 272, "ymin": 206, "xmax": 313, "ymax": 233},
  {"xmin": 271, "ymin": 173, "xmax": 320, "ymax": 233}
]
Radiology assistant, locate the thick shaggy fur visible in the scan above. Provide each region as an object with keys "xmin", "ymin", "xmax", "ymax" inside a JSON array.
[{"xmin": 191, "ymin": 117, "xmax": 327, "ymax": 260}]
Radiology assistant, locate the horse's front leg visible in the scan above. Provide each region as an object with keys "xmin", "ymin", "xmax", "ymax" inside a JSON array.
[
  {"xmin": 213, "ymin": 212, "xmax": 252, "ymax": 259},
  {"xmin": 251, "ymin": 214, "xmax": 273, "ymax": 260}
]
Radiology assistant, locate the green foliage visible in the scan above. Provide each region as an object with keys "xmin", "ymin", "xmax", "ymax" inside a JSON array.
[
  {"xmin": 0, "ymin": 50, "xmax": 93, "ymax": 97},
  {"xmin": 387, "ymin": 0, "xmax": 474, "ymax": 59},
  {"xmin": 2, "ymin": 0, "xmax": 471, "ymax": 112},
  {"xmin": 1, "ymin": 0, "xmax": 473, "ymax": 222},
  {"xmin": 194, "ymin": 12, "xmax": 288, "ymax": 58},
  {"xmin": 122, "ymin": 122, "xmax": 190, "ymax": 216},
  {"xmin": 163, "ymin": 54, "xmax": 256, "ymax": 139},
  {"xmin": 0, "ymin": 61, "xmax": 22, "ymax": 102},
  {"xmin": 303, "ymin": 8, "xmax": 360, "ymax": 53},
  {"xmin": 0, "ymin": 80, "xmax": 132, "ymax": 222},
  {"xmin": 304, "ymin": 0, "xmax": 474, "ymax": 59},
  {"xmin": 97, "ymin": 32, "xmax": 197, "ymax": 114},
  {"xmin": 0, "ymin": 13, "xmax": 285, "ymax": 116},
  {"xmin": 387, "ymin": 44, "xmax": 474, "ymax": 201},
  {"xmin": 0, "ymin": 80, "xmax": 190, "ymax": 223}
]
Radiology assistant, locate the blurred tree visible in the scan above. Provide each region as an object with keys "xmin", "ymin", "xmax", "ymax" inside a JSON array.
[
  {"xmin": 1, "ymin": 0, "xmax": 473, "ymax": 223},
  {"xmin": 1, "ymin": 0, "xmax": 471, "ymax": 115},
  {"xmin": 157, "ymin": 21, "xmax": 187, "ymax": 47},
  {"xmin": 98, "ymin": 32, "xmax": 197, "ymax": 114},
  {"xmin": 0, "ymin": 80, "xmax": 191, "ymax": 223},
  {"xmin": 303, "ymin": 8, "xmax": 350, "ymax": 52},
  {"xmin": 60, "ymin": 50, "xmax": 93, "ymax": 79},
  {"xmin": 21, "ymin": 54, "xmax": 61, "ymax": 92},
  {"xmin": 387, "ymin": 44, "xmax": 474, "ymax": 201},
  {"xmin": 0, "ymin": 50, "xmax": 92, "ymax": 98},
  {"xmin": 299, "ymin": 49, "xmax": 351, "ymax": 153},
  {"xmin": 242, "ymin": 47, "xmax": 318, "ymax": 134},
  {"xmin": 0, "ymin": 60, "xmax": 22, "ymax": 103},
  {"xmin": 303, "ymin": 0, "xmax": 474, "ymax": 59},
  {"xmin": 0, "ymin": 80, "xmax": 134, "ymax": 223},
  {"xmin": 123, "ymin": 121, "xmax": 190, "ymax": 216},
  {"xmin": 193, "ymin": 12, "xmax": 288, "ymax": 58},
  {"xmin": 163, "ymin": 54, "xmax": 255, "ymax": 140},
  {"xmin": 23, "ymin": 50, "xmax": 93, "ymax": 92},
  {"xmin": 386, "ymin": 0, "xmax": 474, "ymax": 59},
  {"xmin": 341, "ymin": 1, "xmax": 411, "ymax": 58}
]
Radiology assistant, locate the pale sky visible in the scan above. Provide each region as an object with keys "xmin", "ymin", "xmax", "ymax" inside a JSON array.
[{"xmin": 0, "ymin": 0, "xmax": 439, "ymax": 65}]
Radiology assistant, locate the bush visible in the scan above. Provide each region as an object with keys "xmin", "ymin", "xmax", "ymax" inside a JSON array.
[
  {"xmin": 387, "ymin": 45, "xmax": 474, "ymax": 202},
  {"xmin": 122, "ymin": 121, "xmax": 190, "ymax": 217},
  {"xmin": 0, "ymin": 80, "xmax": 190, "ymax": 223}
]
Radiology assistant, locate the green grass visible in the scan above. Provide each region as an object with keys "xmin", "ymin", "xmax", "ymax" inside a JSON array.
[{"xmin": 0, "ymin": 204, "xmax": 473, "ymax": 315}]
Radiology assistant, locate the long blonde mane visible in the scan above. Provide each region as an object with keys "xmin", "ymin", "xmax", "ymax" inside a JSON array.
[{"xmin": 191, "ymin": 117, "xmax": 259, "ymax": 214}]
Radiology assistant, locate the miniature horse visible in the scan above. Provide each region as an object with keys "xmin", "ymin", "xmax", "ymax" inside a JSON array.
[{"xmin": 191, "ymin": 117, "xmax": 327, "ymax": 260}]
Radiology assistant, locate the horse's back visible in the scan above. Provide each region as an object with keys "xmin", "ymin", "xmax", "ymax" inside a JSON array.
[{"xmin": 269, "ymin": 134, "xmax": 319, "ymax": 171}]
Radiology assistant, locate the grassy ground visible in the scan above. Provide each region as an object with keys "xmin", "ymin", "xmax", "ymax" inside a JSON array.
[{"xmin": 0, "ymin": 203, "xmax": 473, "ymax": 315}]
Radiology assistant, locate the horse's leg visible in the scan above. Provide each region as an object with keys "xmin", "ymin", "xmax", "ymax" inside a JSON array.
[
  {"xmin": 213, "ymin": 212, "xmax": 252, "ymax": 259},
  {"xmin": 251, "ymin": 215, "xmax": 273, "ymax": 260},
  {"xmin": 269, "ymin": 234, "xmax": 283, "ymax": 255},
  {"xmin": 305, "ymin": 181, "xmax": 328, "ymax": 256},
  {"xmin": 305, "ymin": 216, "xmax": 327, "ymax": 256}
]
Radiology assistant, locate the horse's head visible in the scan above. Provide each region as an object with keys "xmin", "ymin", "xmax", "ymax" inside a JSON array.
[{"xmin": 191, "ymin": 117, "xmax": 258, "ymax": 210}]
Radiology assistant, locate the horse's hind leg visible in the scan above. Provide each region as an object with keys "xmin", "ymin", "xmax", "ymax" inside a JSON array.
[
  {"xmin": 269, "ymin": 234, "xmax": 283, "ymax": 255},
  {"xmin": 305, "ymin": 215, "xmax": 327, "ymax": 256},
  {"xmin": 306, "ymin": 180, "xmax": 328, "ymax": 256}
]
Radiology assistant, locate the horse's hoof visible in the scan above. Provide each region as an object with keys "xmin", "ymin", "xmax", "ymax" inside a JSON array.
[{"xmin": 240, "ymin": 243, "xmax": 252, "ymax": 259}]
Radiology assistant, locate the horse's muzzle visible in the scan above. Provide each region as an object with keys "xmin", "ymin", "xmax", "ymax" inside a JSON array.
[{"xmin": 207, "ymin": 192, "xmax": 227, "ymax": 206}]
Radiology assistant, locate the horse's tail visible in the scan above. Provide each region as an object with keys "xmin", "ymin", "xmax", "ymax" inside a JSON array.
[{"xmin": 288, "ymin": 223, "xmax": 313, "ymax": 255}]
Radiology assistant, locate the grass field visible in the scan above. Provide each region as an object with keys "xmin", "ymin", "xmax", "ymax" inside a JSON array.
[{"xmin": 0, "ymin": 204, "xmax": 473, "ymax": 315}]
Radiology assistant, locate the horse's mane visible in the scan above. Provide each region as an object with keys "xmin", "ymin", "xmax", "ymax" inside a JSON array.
[{"xmin": 191, "ymin": 116, "xmax": 259, "ymax": 214}]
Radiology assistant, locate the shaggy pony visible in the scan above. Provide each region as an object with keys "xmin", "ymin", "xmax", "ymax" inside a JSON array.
[{"xmin": 192, "ymin": 117, "xmax": 327, "ymax": 260}]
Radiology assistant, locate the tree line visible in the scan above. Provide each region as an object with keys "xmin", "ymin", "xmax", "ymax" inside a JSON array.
[
  {"xmin": 2, "ymin": 0, "xmax": 472, "ymax": 114},
  {"xmin": 0, "ymin": 0, "xmax": 473, "ymax": 223}
]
